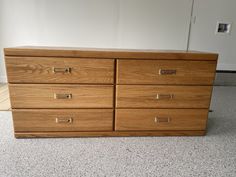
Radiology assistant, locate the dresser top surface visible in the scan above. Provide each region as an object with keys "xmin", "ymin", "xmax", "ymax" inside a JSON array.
[{"xmin": 4, "ymin": 46, "xmax": 218, "ymax": 61}]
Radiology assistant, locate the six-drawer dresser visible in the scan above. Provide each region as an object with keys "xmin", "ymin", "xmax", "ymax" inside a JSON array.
[{"xmin": 4, "ymin": 47, "xmax": 218, "ymax": 138}]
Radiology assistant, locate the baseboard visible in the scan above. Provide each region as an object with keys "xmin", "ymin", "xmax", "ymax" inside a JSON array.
[
  {"xmin": 0, "ymin": 76, "xmax": 7, "ymax": 83},
  {"xmin": 217, "ymin": 63, "xmax": 236, "ymax": 71},
  {"xmin": 217, "ymin": 70, "xmax": 236, "ymax": 73},
  {"xmin": 214, "ymin": 72, "xmax": 236, "ymax": 86}
]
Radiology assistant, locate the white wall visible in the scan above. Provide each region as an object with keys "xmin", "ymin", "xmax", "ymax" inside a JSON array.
[
  {"xmin": 0, "ymin": 0, "xmax": 193, "ymax": 82},
  {"xmin": 0, "ymin": 0, "xmax": 39, "ymax": 82},
  {"xmin": 0, "ymin": 1, "xmax": 6, "ymax": 82},
  {"xmin": 117, "ymin": 0, "xmax": 192, "ymax": 50},
  {"xmin": 189, "ymin": 0, "xmax": 236, "ymax": 70}
]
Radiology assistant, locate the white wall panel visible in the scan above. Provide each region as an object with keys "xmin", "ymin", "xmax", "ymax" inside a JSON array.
[
  {"xmin": 117, "ymin": 0, "xmax": 192, "ymax": 50},
  {"xmin": 189, "ymin": 0, "xmax": 236, "ymax": 70}
]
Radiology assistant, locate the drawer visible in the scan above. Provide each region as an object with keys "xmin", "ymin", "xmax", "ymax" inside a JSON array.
[
  {"xmin": 13, "ymin": 109, "xmax": 113, "ymax": 132},
  {"xmin": 117, "ymin": 60, "xmax": 217, "ymax": 85},
  {"xmin": 5, "ymin": 57, "xmax": 114, "ymax": 84},
  {"xmin": 9, "ymin": 84, "xmax": 113, "ymax": 108},
  {"xmin": 116, "ymin": 85, "xmax": 212, "ymax": 108},
  {"xmin": 115, "ymin": 109, "xmax": 208, "ymax": 131}
]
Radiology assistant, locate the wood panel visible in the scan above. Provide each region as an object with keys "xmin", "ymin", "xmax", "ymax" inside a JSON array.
[
  {"xmin": 9, "ymin": 84, "xmax": 113, "ymax": 108},
  {"xmin": 117, "ymin": 60, "xmax": 217, "ymax": 85},
  {"xmin": 13, "ymin": 109, "xmax": 113, "ymax": 132},
  {"xmin": 4, "ymin": 47, "xmax": 218, "ymax": 61},
  {"xmin": 115, "ymin": 109, "xmax": 208, "ymax": 131},
  {"xmin": 116, "ymin": 85, "xmax": 212, "ymax": 108},
  {"xmin": 14, "ymin": 130, "xmax": 206, "ymax": 138},
  {"xmin": 0, "ymin": 84, "xmax": 11, "ymax": 110},
  {"xmin": 3, "ymin": 47, "xmax": 218, "ymax": 138},
  {"xmin": 5, "ymin": 57, "xmax": 114, "ymax": 84}
]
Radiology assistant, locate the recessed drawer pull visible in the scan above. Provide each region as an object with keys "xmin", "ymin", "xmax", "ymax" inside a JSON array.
[
  {"xmin": 159, "ymin": 69, "xmax": 176, "ymax": 75},
  {"xmin": 54, "ymin": 93, "xmax": 72, "ymax": 99},
  {"xmin": 156, "ymin": 94, "xmax": 174, "ymax": 100},
  {"xmin": 52, "ymin": 67, "xmax": 72, "ymax": 73},
  {"xmin": 154, "ymin": 117, "xmax": 171, "ymax": 123},
  {"xmin": 56, "ymin": 117, "xmax": 73, "ymax": 124}
]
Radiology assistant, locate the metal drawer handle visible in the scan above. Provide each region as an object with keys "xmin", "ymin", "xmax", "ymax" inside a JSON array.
[
  {"xmin": 56, "ymin": 117, "xmax": 73, "ymax": 124},
  {"xmin": 154, "ymin": 117, "xmax": 171, "ymax": 123},
  {"xmin": 156, "ymin": 94, "xmax": 174, "ymax": 100},
  {"xmin": 54, "ymin": 93, "xmax": 72, "ymax": 99},
  {"xmin": 159, "ymin": 69, "xmax": 176, "ymax": 75},
  {"xmin": 52, "ymin": 67, "xmax": 72, "ymax": 73}
]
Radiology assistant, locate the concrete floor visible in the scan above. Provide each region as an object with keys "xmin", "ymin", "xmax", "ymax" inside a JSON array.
[{"xmin": 0, "ymin": 86, "xmax": 236, "ymax": 177}]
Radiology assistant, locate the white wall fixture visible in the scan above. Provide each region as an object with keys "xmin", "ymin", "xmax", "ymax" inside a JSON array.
[{"xmin": 216, "ymin": 22, "xmax": 232, "ymax": 34}]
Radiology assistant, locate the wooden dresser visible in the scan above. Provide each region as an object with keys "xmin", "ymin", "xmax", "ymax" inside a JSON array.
[{"xmin": 4, "ymin": 47, "xmax": 218, "ymax": 138}]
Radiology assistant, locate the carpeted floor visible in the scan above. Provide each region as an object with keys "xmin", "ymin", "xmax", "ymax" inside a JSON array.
[{"xmin": 0, "ymin": 86, "xmax": 236, "ymax": 177}]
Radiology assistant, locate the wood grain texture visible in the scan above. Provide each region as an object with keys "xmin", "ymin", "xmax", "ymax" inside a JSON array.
[
  {"xmin": 115, "ymin": 109, "xmax": 208, "ymax": 131},
  {"xmin": 5, "ymin": 57, "xmax": 114, "ymax": 84},
  {"xmin": 14, "ymin": 130, "xmax": 206, "ymax": 138},
  {"xmin": 9, "ymin": 84, "xmax": 113, "ymax": 108},
  {"xmin": 4, "ymin": 47, "xmax": 218, "ymax": 138},
  {"xmin": 13, "ymin": 109, "xmax": 113, "ymax": 132},
  {"xmin": 116, "ymin": 85, "xmax": 212, "ymax": 108},
  {"xmin": 117, "ymin": 60, "xmax": 217, "ymax": 85},
  {"xmin": 4, "ymin": 47, "xmax": 218, "ymax": 61}
]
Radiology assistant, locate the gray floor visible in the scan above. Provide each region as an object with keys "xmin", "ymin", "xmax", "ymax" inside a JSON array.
[
  {"xmin": 0, "ymin": 86, "xmax": 236, "ymax": 177},
  {"xmin": 214, "ymin": 72, "xmax": 236, "ymax": 86}
]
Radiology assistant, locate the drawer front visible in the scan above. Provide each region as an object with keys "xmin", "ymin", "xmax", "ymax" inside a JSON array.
[
  {"xmin": 116, "ymin": 85, "xmax": 212, "ymax": 108},
  {"xmin": 5, "ymin": 57, "xmax": 114, "ymax": 84},
  {"xmin": 117, "ymin": 60, "xmax": 216, "ymax": 85},
  {"xmin": 9, "ymin": 84, "xmax": 113, "ymax": 108},
  {"xmin": 13, "ymin": 109, "xmax": 113, "ymax": 132},
  {"xmin": 115, "ymin": 109, "xmax": 208, "ymax": 131}
]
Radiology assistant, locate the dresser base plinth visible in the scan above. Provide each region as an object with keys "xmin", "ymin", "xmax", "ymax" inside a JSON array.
[{"xmin": 14, "ymin": 130, "xmax": 206, "ymax": 138}]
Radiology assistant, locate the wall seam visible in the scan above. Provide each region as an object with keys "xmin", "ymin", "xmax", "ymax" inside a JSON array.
[{"xmin": 187, "ymin": 0, "xmax": 195, "ymax": 51}]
